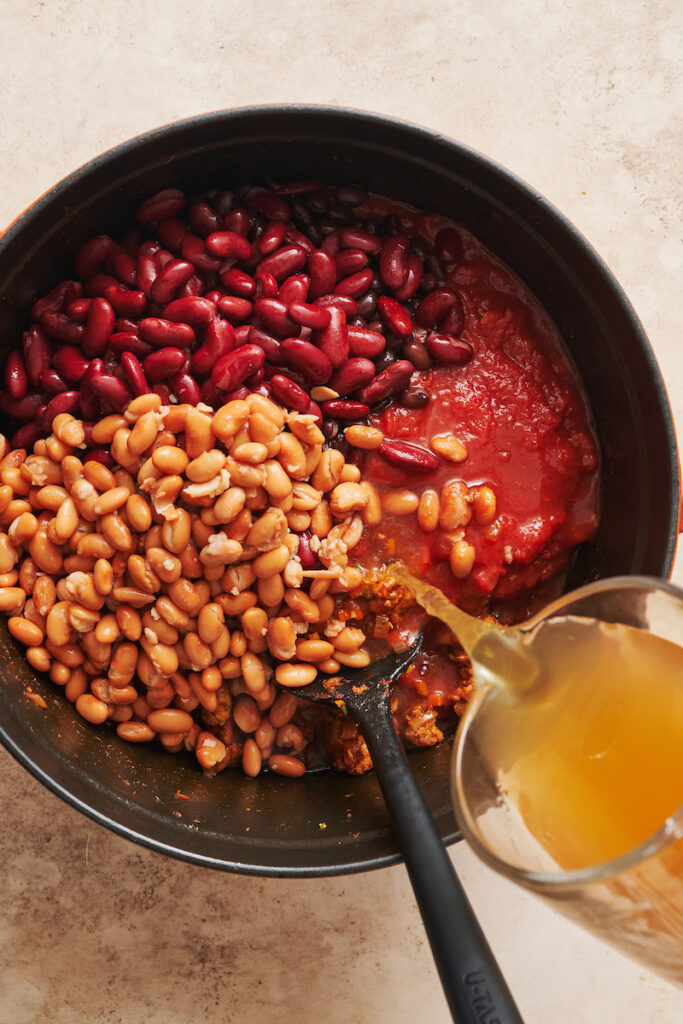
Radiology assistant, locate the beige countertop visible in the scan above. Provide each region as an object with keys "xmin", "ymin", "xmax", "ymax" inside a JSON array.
[{"xmin": 1, "ymin": 1, "xmax": 682, "ymax": 1020}]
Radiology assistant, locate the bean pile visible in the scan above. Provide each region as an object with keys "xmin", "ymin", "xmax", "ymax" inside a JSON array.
[
  {"xmin": 0, "ymin": 393, "xmax": 385, "ymax": 778},
  {"xmin": 0, "ymin": 182, "xmax": 473, "ymax": 475}
]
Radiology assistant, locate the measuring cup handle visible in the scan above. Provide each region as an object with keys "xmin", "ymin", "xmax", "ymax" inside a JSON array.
[{"xmin": 354, "ymin": 700, "xmax": 525, "ymax": 1024}]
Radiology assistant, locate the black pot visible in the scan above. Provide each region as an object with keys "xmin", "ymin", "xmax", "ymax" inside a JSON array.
[{"xmin": 0, "ymin": 106, "xmax": 678, "ymax": 876}]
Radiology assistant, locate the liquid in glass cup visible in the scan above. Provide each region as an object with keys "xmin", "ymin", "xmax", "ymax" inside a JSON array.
[{"xmin": 449, "ymin": 576, "xmax": 683, "ymax": 987}]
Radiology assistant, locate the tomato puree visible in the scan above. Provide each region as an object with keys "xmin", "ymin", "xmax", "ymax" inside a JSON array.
[{"xmin": 355, "ymin": 251, "xmax": 599, "ymax": 614}]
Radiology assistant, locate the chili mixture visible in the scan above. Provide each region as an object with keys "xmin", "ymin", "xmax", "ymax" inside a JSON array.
[{"xmin": 0, "ymin": 181, "xmax": 599, "ymax": 778}]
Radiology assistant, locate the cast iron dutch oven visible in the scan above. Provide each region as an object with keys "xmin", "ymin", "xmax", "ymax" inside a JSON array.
[{"xmin": 0, "ymin": 106, "xmax": 678, "ymax": 876}]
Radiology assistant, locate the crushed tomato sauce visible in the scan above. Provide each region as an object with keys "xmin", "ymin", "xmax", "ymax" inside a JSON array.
[{"xmin": 326, "ymin": 212, "xmax": 600, "ymax": 766}]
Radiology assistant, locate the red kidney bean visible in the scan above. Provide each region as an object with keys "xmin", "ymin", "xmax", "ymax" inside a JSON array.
[
  {"xmin": 335, "ymin": 249, "xmax": 368, "ymax": 277},
  {"xmin": 177, "ymin": 275, "xmax": 201, "ymax": 299},
  {"xmin": 169, "ymin": 371, "xmax": 202, "ymax": 404},
  {"xmin": 253, "ymin": 298, "xmax": 297, "ymax": 338},
  {"xmin": 257, "ymin": 244, "xmax": 308, "ymax": 283},
  {"xmin": 248, "ymin": 327, "xmax": 284, "ymax": 365},
  {"xmin": 278, "ymin": 274, "xmax": 310, "ymax": 306},
  {"xmin": 308, "ymin": 250, "xmax": 337, "ymax": 299},
  {"xmin": 103, "ymin": 285, "xmax": 146, "ymax": 318},
  {"xmin": 329, "ymin": 357, "xmax": 375, "ymax": 396},
  {"xmin": 258, "ymin": 220, "xmax": 286, "ymax": 255},
  {"xmin": 334, "ymin": 268, "xmax": 374, "ymax": 298},
  {"xmin": 10, "ymin": 421, "xmax": 44, "ymax": 449},
  {"xmin": 380, "ymin": 234, "xmax": 410, "ymax": 290},
  {"xmin": 191, "ymin": 318, "xmax": 236, "ymax": 377},
  {"xmin": 321, "ymin": 399, "xmax": 371, "ymax": 420},
  {"xmin": 340, "ymin": 227, "xmax": 382, "ymax": 255},
  {"xmin": 85, "ymin": 447, "xmax": 113, "ymax": 467},
  {"xmin": 115, "ymin": 317, "xmax": 140, "ymax": 333},
  {"xmin": 217, "ymin": 296, "xmax": 253, "ymax": 322},
  {"xmin": 136, "ymin": 241, "xmax": 161, "ymax": 295},
  {"xmin": 393, "ymin": 252, "xmax": 424, "ymax": 302},
  {"xmin": 39, "ymin": 369, "xmax": 68, "ymax": 395},
  {"xmin": 84, "ymin": 273, "xmax": 119, "ymax": 299},
  {"xmin": 90, "ymin": 373, "xmax": 132, "ymax": 411},
  {"xmin": 377, "ymin": 296, "xmax": 413, "ymax": 339},
  {"xmin": 435, "ymin": 226, "xmax": 463, "ymax": 264},
  {"xmin": 235, "ymin": 324, "xmax": 253, "ymax": 346},
  {"xmin": 120, "ymin": 352, "xmax": 149, "ymax": 396},
  {"xmin": 5, "ymin": 351, "xmax": 28, "ymax": 400},
  {"xmin": 254, "ymin": 270, "xmax": 279, "ymax": 299},
  {"xmin": 0, "ymin": 391, "xmax": 45, "ymax": 422},
  {"xmin": 108, "ymin": 330, "xmax": 141, "ymax": 350},
  {"xmin": 79, "ymin": 359, "xmax": 103, "ymax": 419},
  {"xmin": 425, "ymin": 332, "xmax": 473, "ymax": 364},
  {"xmin": 136, "ymin": 188, "xmax": 186, "ymax": 224},
  {"xmin": 378, "ymin": 439, "xmax": 440, "ymax": 473},
  {"xmin": 400, "ymin": 388, "xmax": 430, "ymax": 409},
  {"xmin": 205, "ymin": 230, "xmax": 252, "ymax": 260},
  {"xmin": 152, "ymin": 384, "xmax": 172, "ymax": 404},
  {"xmin": 81, "ymin": 421, "xmax": 96, "ymax": 446},
  {"xmin": 180, "ymin": 233, "xmax": 222, "ymax": 273},
  {"xmin": 437, "ymin": 300, "xmax": 465, "ymax": 337},
  {"xmin": 269, "ymin": 374, "xmax": 310, "ymax": 413},
  {"xmin": 280, "ymin": 338, "xmax": 332, "ymax": 385},
  {"xmin": 263, "ymin": 362, "xmax": 306, "ymax": 387},
  {"xmin": 320, "ymin": 228, "xmax": 343, "ymax": 256},
  {"xmin": 40, "ymin": 312, "xmax": 84, "ymax": 345},
  {"xmin": 22, "ymin": 325, "xmax": 52, "ymax": 388},
  {"xmin": 313, "ymin": 294, "xmax": 358, "ymax": 317},
  {"xmin": 142, "ymin": 347, "xmax": 188, "ymax": 383},
  {"xmin": 246, "ymin": 189, "xmax": 291, "ymax": 221},
  {"xmin": 375, "ymin": 348, "xmax": 397, "ymax": 373},
  {"xmin": 66, "ymin": 298, "xmax": 93, "ymax": 322},
  {"xmin": 221, "ymin": 268, "xmax": 256, "ymax": 298},
  {"xmin": 316, "ymin": 306, "xmax": 349, "ymax": 369},
  {"xmin": 414, "ymin": 288, "xmax": 461, "ymax": 329},
  {"xmin": 403, "ymin": 339, "xmax": 433, "ymax": 370},
  {"xmin": 284, "ymin": 225, "xmax": 315, "ymax": 255},
  {"xmin": 31, "ymin": 280, "xmax": 80, "ymax": 321},
  {"xmin": 288, "ymin": 301, "xmax": 330, "ymax": 331},
  {"xmin": 150, "ymin": 258, "xmax": 195, "ymax": 304},
  {"xmin": 189, "ymin": 201, "xmax": 221, "ymax": 238},
  {"xmin": 201, "ymin": 379, "xmax": 226, "ymax": 405},
  {"xmin": 43, "ymin": 390, "xmax": 81, "ymax": 426},
  {"xmin": 357, "ymin": 360, "xmax": 414, "ymax": 404},
  {"xmin": 297, "ymin": 531, "xmax": 317, "ymax": 568},
  {"xmin": 74, "ymin": 235, "xmax": 114, "ymax": 278},
  {"xmin": 307, "ymin": 399, "xmax": 322, "ymax": 426},
  {"xmin": 346, "ymin": 326, "xmax": 386, "ymax": 358},
  {"xmin": 53, "ymin": 345, "xmax": 90, "ymax": 382},
  {"xmin": 211, "ymin": 344, "xmax": 265, "ymax": 391},
  {"xmin": 224, "ymin": 207, "xmax": 250, "ymax": 236},
  {"xmin": 108, "ymin": 247, "xmax": 138, "ymax": 288},
  {"xmin": 163, "ymin": 296, "xmax": 216, "ymax": 326},
  {"xmin": 107, "ymin": 333, "xmax": 153, "ymax": 359},
  {"xmin": 138, "ymin": 318, "xmax": 194, "ymax": 348},
  {"xmin": 157, "ymin": 217, "xmax": 188, "ymax": 252},
  {"xmin": 82, "ymin": 297, "xmax": 115, "ymax": 357}
]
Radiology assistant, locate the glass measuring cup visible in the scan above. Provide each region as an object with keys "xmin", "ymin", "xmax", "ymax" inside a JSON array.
[{"xmin": 449, "ymin": 575, "xmax": 683, "ymax": 987}]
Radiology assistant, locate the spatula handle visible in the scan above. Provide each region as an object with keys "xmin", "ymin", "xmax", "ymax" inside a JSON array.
[{"xmin": 353, "ymin": 699, "xmax": 525, "ymax": 1024}]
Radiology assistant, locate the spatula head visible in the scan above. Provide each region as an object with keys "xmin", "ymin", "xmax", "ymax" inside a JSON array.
[{"xmin": 284, "ymin": 634, "xmax": 424, "ymax": 715}]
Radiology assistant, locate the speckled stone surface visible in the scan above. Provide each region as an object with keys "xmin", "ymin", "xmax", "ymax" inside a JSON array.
[{"xmin": 1, "ymin": 2, "xmax": 682, "ymax": 1021}]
